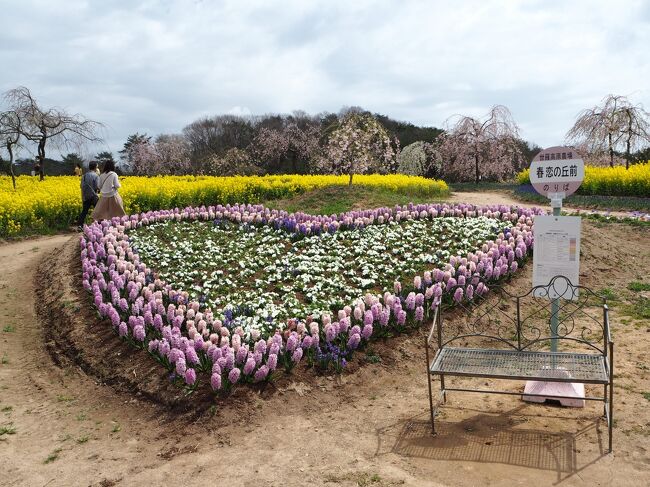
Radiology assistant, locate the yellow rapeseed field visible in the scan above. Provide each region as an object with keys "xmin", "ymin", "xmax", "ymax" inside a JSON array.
[
  {"xmin": 516, "ymin": 162, "xmax": 650, "ymax": 197},
  {"xmin": 0, "ymin": 174, "xmax": 448, "ymax": 237}
]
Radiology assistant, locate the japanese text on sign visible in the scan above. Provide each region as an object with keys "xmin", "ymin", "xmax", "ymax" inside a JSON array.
[{"xmin": 536, "ymin": 164, "xmax": 578, "ymax": 179}]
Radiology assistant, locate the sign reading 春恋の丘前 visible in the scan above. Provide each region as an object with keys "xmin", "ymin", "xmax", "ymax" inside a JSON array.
[
  {"xmin": 529, "ymin": 146, "xmax": 584, "ymax": 199},
  {"xmin": 532, "ymin": 215, "xmax": 581, "ymax": 300}
]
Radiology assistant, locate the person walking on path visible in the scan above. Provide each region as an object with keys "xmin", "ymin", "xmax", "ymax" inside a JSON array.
[
  {"xmin": 92, "ymin": 159, "xmax": 126, "ymax": 221},
  {"xmin": 77, "ymin": 161, "xmax": 100, "ymax": 230}
]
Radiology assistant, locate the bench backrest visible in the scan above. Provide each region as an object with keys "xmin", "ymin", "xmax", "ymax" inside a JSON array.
[{"xmin": 435, "ymin": 275, "xmax": 610, "ymax": 355}]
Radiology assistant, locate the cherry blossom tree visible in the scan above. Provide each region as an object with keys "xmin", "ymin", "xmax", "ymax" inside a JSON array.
[
  {"xmin": 129, "ymin": 134, "xmax": 192, "ymax": 176},
  {"xmin": 397, "ymin": 140, "xmax": 442, "ymax": 178},
  {"xmin": 438, "ymin": 105, "xmax": 524, "ymax": 184},
  {"xmin": 3, "ymin": 86, "xmax": 103, "ymax": 180},
  {"xmin": 204, "ymin": 147, "xmax": 262, "ymax": 176},
  {"xmin": 566, "ymin": 94, "xmax": 650, "ymax": 169},
  {"xmin": 252, "ymin": 121, "xmax": 321, "ymax": 173},
  {"xmin": 318, "ymin": 112, "xmax": 397, "ymax": 185},
  {"xmin": 0, "ymin": 109, "xmax": 22, "ymax": 189}
]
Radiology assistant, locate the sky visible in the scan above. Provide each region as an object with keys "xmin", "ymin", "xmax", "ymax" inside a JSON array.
[{"xmin": 1, "ymin": 0, "xmax": 650, "ymax": 159}]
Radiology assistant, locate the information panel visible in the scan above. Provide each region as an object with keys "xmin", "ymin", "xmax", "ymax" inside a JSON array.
[{"xmin": 532, "ymin": 215, "xmax": 581, "ymax": 300}]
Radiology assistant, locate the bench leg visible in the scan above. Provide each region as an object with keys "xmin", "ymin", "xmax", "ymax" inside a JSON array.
[
  {"xmin": 440, "ymin": 374, "xmax": 446, "ymax": 403},
  {"xmin": 425, "ymin": 336, "xmax": 435, "ymax": 435},
  {"xmin": 607, "ymin": 342, "xmax": 614, "ymax": 453}
]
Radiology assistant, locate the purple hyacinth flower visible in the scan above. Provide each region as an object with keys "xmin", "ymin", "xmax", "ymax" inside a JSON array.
[
  {"xmin": 466, "ymin": 284, "xmax": 474, "ymax": 300},
  {"xmin": 267, "ymin": 353, "xmax": 278, "ymax": 371},
  {"xmin": 361, "ymin": 324, "xmax": 373, "ymax": 340},
  {"xmin": 347, "ymin": 333, "xmax": 361, "ymax": 350},
  {"xmin": 291, "ymin": 348, "xmax": 303, "ymax": 364},
  {"xmin": 379, "ymin": 310, "xmax": 390, "ymax": 327},
  {"xmin": 363, "ymin": 310, "xmax": 374, "ymax": 326},
  {"xmin": 236, "ymin": 345, "xmax": 248, "ymax": 364},
  {"xmin": 118, "ymin": 322, "xmax": 128, "ymax": 337},
  {"xmin": 243, "ymin": 357, "xmax": 256, "ymax": 375},
  {"xmin": 397, "ymin": 310, "xmax": 407, "ymax": 326},
  {"xmin": 175, "ymin": 358, "xmax": 187, "ymax": 376},
  {"xmin": 286, "ymin": 334, "xmax": 299, "ymax": 352},
  {"xmin": 133, "ymin": 325, "xmax": 146, "ymax": 342},
  {"xmin": 254, "ymin": 365, "xmax": 269, "ymax": 382},
  {"xmin": 184, "ymin": 368, "xmax": 197, "ymax": 385},
  {"xmin": 211, "ymin": 373, "xmax": 222, "ymax": 391},
  {"xmin": 415, "ymin": 306, "xmax": 424, "ymax": 322},
  {"xmin": 453, "ymin": 288, "xmax": 464, "ymax": 303},
  {"xmin": 185, "ymin": 347, "xmax": 200, "ymax": 365},
  {"xmin": 405, "ymin": 292, "xmax": 416, "ymax": 310},
  {"xmin": 228, "ymin": 367, "xmax": 241, "ymax": 384}
]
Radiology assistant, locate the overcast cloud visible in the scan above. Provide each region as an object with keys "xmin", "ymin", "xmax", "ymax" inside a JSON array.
[{"xmin": 1, "ymin": 0, "xmax": 649, "ymax": 158}]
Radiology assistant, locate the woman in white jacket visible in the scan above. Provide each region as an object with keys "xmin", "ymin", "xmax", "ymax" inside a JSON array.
[{"xmin": 92, "ymin": 159, "xmax": 126, "ymax": 221}]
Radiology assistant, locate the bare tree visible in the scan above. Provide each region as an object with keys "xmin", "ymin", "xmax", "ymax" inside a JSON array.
[
  {"xmin": 439, "ymin": 105, "xmax": 524, "ymax": 184},
  {"xmin": 3, "ymin": 86, "xmax": 104, "ymax": 180},
  {"xmin": 0, "ymin": 109, "xmax": 22, "ymax": 189},
  {"xmin": 566, "ymin": 94, "xmax": 650, "ymax": 169}
]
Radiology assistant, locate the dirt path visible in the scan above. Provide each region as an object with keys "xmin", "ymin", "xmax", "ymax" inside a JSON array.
[
  {"xmin": 1, "ymin": 219, "xmax": 649, "ymax": 487},
  {"xmin": 449, "ymin": 191, "xmax": 638, "ymax": 218}
]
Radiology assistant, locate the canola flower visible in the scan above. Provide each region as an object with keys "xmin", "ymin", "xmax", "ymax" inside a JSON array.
[
  {"xmin": 517, "ymin": 161, "xmax": 650, "ymax": 197},
  {"xmin": 0, "ymin": 174, "xmax": 448, "ymax": 237}
]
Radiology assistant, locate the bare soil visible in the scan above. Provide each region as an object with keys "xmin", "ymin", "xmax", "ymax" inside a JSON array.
[{"xmin": 1, "ymin": 204, "xmax": 649, "ymax": 487}]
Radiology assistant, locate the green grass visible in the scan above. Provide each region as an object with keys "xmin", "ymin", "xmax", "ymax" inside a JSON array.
[
  {"xmin": 0, "ymin": 424, "xmax": 16, "ymax": 436},
  {"xmin": 44, "ymin": 448, "xmax": 62, "ymax": 464},
  {"xmin": 265, "ymin": 185, "xmax": 449, "ymax": 215},
  {"xmin": 1, "ymin": 353, "xmax": 8, "ymax": 365},
  {"xmin": 76, "ymin": 435, "xmax": 90, "ymax": 444},
  {"xmin": 642, "ymin": 392, "xmax": 650, "ymax": 401},
  {"xmin": 365, "ymin": 349, "xmax": 382, "ymax": 364},
  {"xmin": 2, "ymin": 325, "xmax": 15, "ymax": 333},
  {"xmin": 597, "ymin": 288, "xmax": 620, "ymax": 302},
  {"xmin": 628, "ymin": 281, "xmax": 650, "ymax": 292},
  {"xmin": 1, "ymin": 406, "xmax": 12, "ymax": 413},
  {"xmin": 513, "ymin": 186, "xmax": 650, "ymax": 211},
  {"xmin": 450, "ymin": 182, "xmax": 518, "ymax": 192},
  {"xmin": 111, "ymin": 423, "xmax": 121, "ymax": 433},
  {"xmin": 56, "ymin": 394, "xmax": 75, "ymax": 403},
  {"xmin": 628, "ymin": 298, "xmax": 650, "ymax": 320}
]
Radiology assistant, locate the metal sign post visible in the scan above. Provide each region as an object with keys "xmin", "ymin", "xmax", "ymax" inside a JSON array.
[{"xmin": 523, "ymin": 146, "xmax": 586, "ymax": 407}]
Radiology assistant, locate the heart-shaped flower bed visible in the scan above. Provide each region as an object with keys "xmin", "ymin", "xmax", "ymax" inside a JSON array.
[{"xmin": 80, "ymin": 203, "xmax": 543, "ymax": 393}]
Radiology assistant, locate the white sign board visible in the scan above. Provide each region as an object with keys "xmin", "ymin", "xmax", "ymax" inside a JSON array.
[
  {"xmin": 532, "ymin": 215, "xmax": 581, "ymax": 300},
  {"xmin": 530, "ymin": 146, "xmax": 584, "ymax": 199}
]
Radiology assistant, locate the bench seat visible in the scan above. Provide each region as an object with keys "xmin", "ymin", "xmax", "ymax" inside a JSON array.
[{"xmin": 430, "ymin": 347, "xmax": 609, "ymax": 384}]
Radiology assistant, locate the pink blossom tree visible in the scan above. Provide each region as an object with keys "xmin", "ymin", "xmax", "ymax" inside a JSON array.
[
  {"xmin": 318, "ymin": 112, "xmax": 397, "ymax": 185},
  {"xmin": 566, "ymin": 94, "xmax": 650, "ymax": 169},
  {"xmin": 129, "ymin": 134, "xmax": 192, "ymax": 176},
  {"xmin": 253, "ymin": 122, "xmax": 321, "ymax": 173},
  {"xmin": 438, "ymin": 105, "xmax": 524, "ymax": 184},
  {"xmin": 204, "ymin": 147, "xmax": 262, "ymax": 176},
  {"xmin": 397, "ymin": 140, "xmax": 442, "ymax": 178}
]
